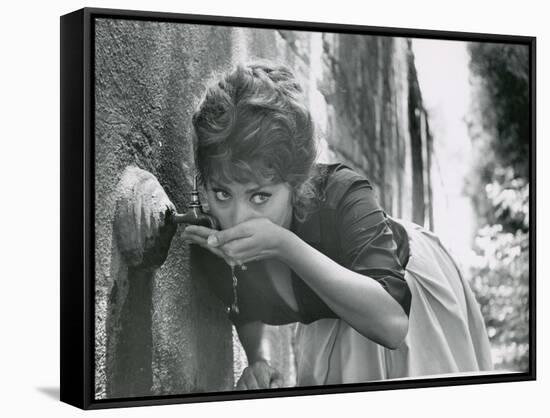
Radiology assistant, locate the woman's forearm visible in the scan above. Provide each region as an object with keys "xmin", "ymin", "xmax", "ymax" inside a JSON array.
[
  {"xmin": 278, "ymin": 229, "xmax": 409, "ymax": 349},
  {"xmin": 235, "ymin": 321, "xmax": 270, "ymax": 364}
]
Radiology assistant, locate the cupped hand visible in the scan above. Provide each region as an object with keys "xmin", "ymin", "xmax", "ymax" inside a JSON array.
[
  {"xmin": 235, "ymin": 360, "xmax": 283, "ymax": 390},
  {"xmin": 206, "ymin": 218, "xmax": 290, "ymax": 265},
  {"xmin": 181, "ymin": 224, "xmax": 238, "ymax": 267}
]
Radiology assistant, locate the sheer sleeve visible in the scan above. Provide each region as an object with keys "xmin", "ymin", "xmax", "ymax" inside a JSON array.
[{"xmin": 336, "ymin": 179, "xmax": 411, "ymax": 316}]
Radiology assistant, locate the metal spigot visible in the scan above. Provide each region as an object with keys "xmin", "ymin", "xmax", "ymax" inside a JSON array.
[{"xmin": 170, "ymin": 175, "xmax": 219, "ymax": 230}]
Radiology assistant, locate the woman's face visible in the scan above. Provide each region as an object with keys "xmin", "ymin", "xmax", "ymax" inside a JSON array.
[{"xmin": 205, "ymin": 175, "xmax": 294, "ymax": 230}]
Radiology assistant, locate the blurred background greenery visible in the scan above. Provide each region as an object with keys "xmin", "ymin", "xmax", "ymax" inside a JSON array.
[{"xmin": 465, "ymin": 42, "xmax": 530, "ymax": 371}]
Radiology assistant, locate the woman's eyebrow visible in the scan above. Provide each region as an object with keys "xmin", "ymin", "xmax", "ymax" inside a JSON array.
[
  {"xmin": 209, "ymin": 181, "xmax": 266, "ymax": 194},
  {"xmin": 210, "ymin": 180, "xmax": 272, "ymax": 194},
  {"xmin": 245, "ymin": 185, "xmax": 263, "ymax": 193},
  {"xmin": 209, "ymin": 181, "xmax": 228, "ymax": 190}
]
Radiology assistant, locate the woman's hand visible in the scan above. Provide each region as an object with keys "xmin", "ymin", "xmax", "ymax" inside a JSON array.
[
  {"xmin": 235, "ymin": 360, "xmax": 283, "ymax": 390},
  {"xmin": 181, "ymin": 225, "xmax": 237, "ymax": 266},
  {"xmin": 207, "ymin": 218, "xmax": 291, "ymax": 265},
  {"xmin": 183, "ymin": 218, "xmax": 290, "ymax": 266},
  {"xmin": 114, "ymin": 166, "xmax": 177, "ymax": 268}
]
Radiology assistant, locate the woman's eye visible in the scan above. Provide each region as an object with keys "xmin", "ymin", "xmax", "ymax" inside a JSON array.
[
  {"xmin": 251, "ymin": 193, "xmax": 271, "ymax": 205},
  {"xmin": 214, "ymin": 190, "xmax": 231, "ymax": 201}
]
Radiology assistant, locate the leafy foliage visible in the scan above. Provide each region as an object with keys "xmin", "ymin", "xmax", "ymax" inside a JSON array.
[
  {"xmin": 469, "ymin": 170, "xmax": 529, "ymax": 371},
  {"xmin": 466, "ymin": 42, "xmax": 530, "ymax": 371}
]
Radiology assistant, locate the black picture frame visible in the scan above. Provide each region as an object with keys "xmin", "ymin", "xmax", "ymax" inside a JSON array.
[{"xmin": 60, "ymin": 7, "xmax": 536, "ymax": 410}]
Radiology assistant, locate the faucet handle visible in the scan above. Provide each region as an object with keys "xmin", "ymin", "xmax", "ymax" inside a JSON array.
[{"xmin": 167, "ymin": 175, "xmax": 220, "ymax": 229}]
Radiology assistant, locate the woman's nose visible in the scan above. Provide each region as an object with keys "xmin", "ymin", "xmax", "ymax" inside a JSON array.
[{"xmin": 232, "ymin": 201, "xmax": 258, "ymax": 226}]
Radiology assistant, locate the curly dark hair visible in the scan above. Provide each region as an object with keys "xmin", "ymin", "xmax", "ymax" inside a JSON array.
[{"xmin": 191, "ymin": 61, "xmax": 322, "ymax": 222}]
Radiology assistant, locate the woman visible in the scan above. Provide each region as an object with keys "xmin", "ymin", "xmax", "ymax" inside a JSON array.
[{"xmin": 140, "ymin": 61, "xmax": 492, "ymax": 389}]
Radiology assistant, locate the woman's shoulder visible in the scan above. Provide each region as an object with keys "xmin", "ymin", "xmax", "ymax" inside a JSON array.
[{"xmin": 314, "ymin": 162, "xmax": 374, "ymax": 209}]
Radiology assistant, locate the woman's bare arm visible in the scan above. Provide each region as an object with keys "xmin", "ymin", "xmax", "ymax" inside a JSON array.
[
  {"xmin": 234, "ymin": 321, "xmax": 283, "ymax": 389},
  {"xmin": 279, "ymin": 230, "xmax": 409, "ymax": 349},
  {"xmin": 235, "ymin": 321, "xmax": 269, "ymax": 364},
  {"xmin": 202, "ymin": 216, "xmax": 409, "ymax": 350}
]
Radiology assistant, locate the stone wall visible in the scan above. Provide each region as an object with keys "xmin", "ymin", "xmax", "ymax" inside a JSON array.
[
  {"xmin": 94, "ymin": 19, "xmax": 239, "ymax": 399},
  {"xmin": 94, "ymin": 18, "xmax": 432, "ymax": 399}
]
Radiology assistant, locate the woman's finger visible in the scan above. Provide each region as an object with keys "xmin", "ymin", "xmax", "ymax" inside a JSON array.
[
  {"xmin": 223, "ymin": 242, "xmax": 272, "ymax": 264},
  {"xmin": 183, "ymin": 233, "xmax": 237, "ymax": 265},
  {"xmin": 181, "ymin": 231, "xmax": 208, "ymax": 246},
  {"xmin": 239, "ymin": 370, "xmax": 260, "ymax": 390},
  {"xmin": 213, "ymin": 249, "xmax": 236, "ymax": 265},
  {"xmin": 219, "ymin": 237, "xmax": 256, "ymax": 259},
  {"xmin": 240, "ymin": 253, "xmax": 269, "ymax": 264},
  {"xmin": 186, "ymin": 236, "xmax": 235, "ymax": 263},
  {"xmin": 235, "ymin": 377, "xmax": 246, "ymax": 390},
  {"xmin": 184, "ymin": 225, "xmax": 217, "ymax": 239},
  {"xmin": 207, "ymin": 223, "xmax": 253, "ymax": 247},
  {"xmin": 235, "ymin": 374, "xmax": 250, "ymax": 390},
  {"xmin": 239, "ymin": 247, "xmax": 275, "ymax": 264}
]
